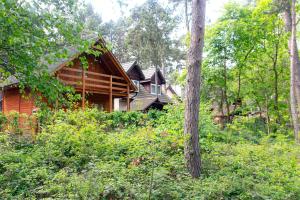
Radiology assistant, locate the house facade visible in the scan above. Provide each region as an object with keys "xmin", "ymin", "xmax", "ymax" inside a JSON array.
[
  {"xmin": 0, "ymin": 38, "xmax": 136, "ymax": 115},
  {"xmin": 115, "ymin": 61, "xmax": 172, "ymax": 111}
]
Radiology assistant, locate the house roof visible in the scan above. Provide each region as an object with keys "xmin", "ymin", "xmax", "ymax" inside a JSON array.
[
  {"xmin": 130, "ymin": 84, "xmax": 171, "ymax": 111},
  {"xmin": 122, "ymin": 61, "xmax": 137, "ymax": 72},
  {"xmin": 121, "ymin": 61, "xmax": 145, "ymax": 80},
  {"xmin": 167, "ymin": 85, "xmax": 177, "ymax": 95},
  {"xmin": 142, "ymin": 67, "xmax": 166, "ymax": 84},
  {"xmin": 0, "ymin": 76, "xmax": 19, "ymax": 88}
]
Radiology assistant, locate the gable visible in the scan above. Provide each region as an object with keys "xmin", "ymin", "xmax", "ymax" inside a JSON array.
[
  {"xmin": 127, "ymin": 64, "xmax": 145, "ymax": 81},
  {"xmin": 142, "ymin": 68, "xmax": 166, "ymax": 85}
]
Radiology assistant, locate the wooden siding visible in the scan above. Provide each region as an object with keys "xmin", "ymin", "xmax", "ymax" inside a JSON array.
[
  {"xmin": 3, "ymin": 88, "xmax": 34, "ymax": 115},
  {"xmin": 86, "ymin": 93, "xmax": 111, "ymax": 111},
  {"xmin": 150, "ymin": 75, "xmax": 164, "ymax": 85},
  {"xmin": 142, "ymin": 82, "xmax": 151, "ymax": 93}
]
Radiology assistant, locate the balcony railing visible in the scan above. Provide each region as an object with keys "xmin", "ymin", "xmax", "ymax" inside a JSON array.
[{"xmin": 57, "ymin": 67, "xmax": 129, "ymax": 96}]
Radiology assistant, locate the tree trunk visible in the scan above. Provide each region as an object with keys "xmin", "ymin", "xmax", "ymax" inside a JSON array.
[
  {"xmin": 265, "ymin": 94, "xmax": 271, "ymax": 135},
  {"xmin": 285, "ymin": 0, "xmax": 300, "ymax": 143},
  {"xmin": 272, "ymin": 42, "xmax": 280, "ymax": 123},
  {"xmin": 184, "ymin": 0, "xmax": 206, "ymax": 178},
  {"xmin": 223, "ymin": 51, "xmax": 230, "ymax": 123}
]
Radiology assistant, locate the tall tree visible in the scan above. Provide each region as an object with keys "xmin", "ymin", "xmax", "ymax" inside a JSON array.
[
  {"xmin": 78, "ymin": 3, "xmax": 104, "ymax": 33},
  {"xmin": 184, "ymin": 0, "xmax": 206, "ymax": 178},
  {"xmin": 169, "ymin": 0, "xmax": 192, "ymax": 32},
  {"xmin": 125, "ymin": 0, "xmax": 183, "ymax": 75},
  {"xmin": 277, "ymin": 0, "xmax": 300, "ymax": 143}
]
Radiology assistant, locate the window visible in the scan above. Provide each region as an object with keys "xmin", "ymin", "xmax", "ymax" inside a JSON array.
[
  {"xmin": 151, "ymin": 84, "xmax": 161, "ymax": 95},
  {"xmin": 157, "ymin": 85, "xmax": 162, "ymax": 95},
  {"xmin": 133, "ymin": 80, "xmax": 140, "ymax": 92}
]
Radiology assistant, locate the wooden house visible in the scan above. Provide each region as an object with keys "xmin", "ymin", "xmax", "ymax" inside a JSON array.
[
  {"xmin": 0, "ymin": 38, "xmax": 136, "ymax": 115},
  {"xmin": 114, "ymin": 61, "xmax": 171, "ymax": 111}
]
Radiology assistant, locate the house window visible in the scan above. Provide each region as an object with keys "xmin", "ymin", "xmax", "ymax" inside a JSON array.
[
  {"xmin": 133, "ymin": 80, "xmax": 140, "ymax": 92},
  {"xmin": 157, "ymin": 85, "xmax": 161, "ymax": 95},
  {"xmin": 151, "ymin": 84, "xmax": 161, "ymax": 95}
]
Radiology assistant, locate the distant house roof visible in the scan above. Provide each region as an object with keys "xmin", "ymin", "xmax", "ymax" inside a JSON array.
[
  {"xmin": 167, "ymin": 85, "xmax": 177, "ymax": 95},
  {"xmin": 142, "ymin": 67, "xmax": 166, "ymax": 84},
  {"xmin": 121, "ymin": 61, "xmax": 145, "ymax": 80},
  {"xmin": 130, "ymin": 84, "xmax": 171, "ymax": 111},
  {"xmin": 122, "ymin": 61, "xmax": 136, "ymax": 72},
  {"xmin": 0, "ymin": 76, "xmax": 19, "ymax": 88}
]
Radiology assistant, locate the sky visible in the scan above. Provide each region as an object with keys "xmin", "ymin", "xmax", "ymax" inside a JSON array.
[{"xmin": 86, "ymin": 0, "xmax": 231, "ymax": 24}]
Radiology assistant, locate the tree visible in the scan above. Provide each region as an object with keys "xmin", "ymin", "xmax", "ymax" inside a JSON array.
[
  {"xmin": 286, "ymin": 0, "xmax": 300, "ymax": 143},
  {"xmin": 203, "ymin": 1, "xmax": 290, "ymax": 133},
  {"xmin": 101, "ymin": 18, "xmax": 132, "ymax": 63},
  {"xmin": 184, "ymin": 0, "xmax": 206, "ymax": 178},
  {"xmin": 0, "ymin": 0, "xmax": 92, "ymax": 107},
  {"xmin": 78, "ymin": 3, "xmax": 104, "ymax": 33},
  {"xmin": 169, "ymin": 0, "xmax": 192, "ymax": 32},
  {"xmin": 273, "ymin": 0, "xmax": 300, "ymax": 143},
  {"xmin": 125, "ymin": 0, "xmax": 183, "ymax": 76}
]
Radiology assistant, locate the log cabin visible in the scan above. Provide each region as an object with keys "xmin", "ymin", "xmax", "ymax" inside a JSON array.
[
  {"xmin": 114, "ymin": 61, "xmax": 171, "ymax": 111},
  {"xmin": 0, "ymin": 38, "xmax": 136, "ymax": 115}
]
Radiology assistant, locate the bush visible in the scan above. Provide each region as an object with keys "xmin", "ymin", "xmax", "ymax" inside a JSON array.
[
  {"xmin": 0, "ymin": 108, "xmax": 299, "ymax": 199},
  {"xmin": 0, "ymin": 112, "xmax": 7, "ymax": 131}
]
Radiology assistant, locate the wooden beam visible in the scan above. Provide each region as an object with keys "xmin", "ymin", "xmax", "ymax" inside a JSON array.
[
  {"xmin": 127, "ymin": 85, "xmax": 130, "ymax": 111},
  {"xmin": 60, "ymin": 80, "xmax": 128, "ymax": 92},
  {"xmin": 109, "ymin": 75, "xmax": 113, "ymax": 112},
  {"xmin": 82, "ymin": 67, "xmax": 86, "ymax": 110}
]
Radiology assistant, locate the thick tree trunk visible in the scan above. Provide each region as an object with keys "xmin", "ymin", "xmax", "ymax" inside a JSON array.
[
  {"xmin": 285, "ymin": 0, "xmax": 300, "ymax": 143},
  {"xmin": 184, "ymin": 0, "xmax": 206, "ymax": 178}
]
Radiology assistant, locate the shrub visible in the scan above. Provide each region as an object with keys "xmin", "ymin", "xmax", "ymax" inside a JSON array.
[
  {"xmin": 0, "ymin": 108, "xmax": 299, "ymax": 199},
  {"xmin": 0, "ymin": 112, "xmax": 7, "ymax": 131}
]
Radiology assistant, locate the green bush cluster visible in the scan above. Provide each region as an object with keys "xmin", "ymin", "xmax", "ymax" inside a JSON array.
[
  {"xmin": 0, "ymin": 104, "xmax": 299, "ymax": 199},
  {"xmin": 0, "ymin": 111, "xmax": 35, "ymax": 135}
]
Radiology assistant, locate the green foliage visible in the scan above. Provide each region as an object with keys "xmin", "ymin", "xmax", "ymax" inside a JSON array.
[
  {"xmin": 0, "ymin": 108, "xmax": 298, "ymax": 199},
  {"xmin": 202, "ymin": 1, "xmax": 290, "ymax": 131},
  {"xmin": 0, "ymin": 112, "xmax": 7, "ymax": 131},
  {"xmin": 0, "ymin": 0, "xmax": 97, "ymax": 108}
]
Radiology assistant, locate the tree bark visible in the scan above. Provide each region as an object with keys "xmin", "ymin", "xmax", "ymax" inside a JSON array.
[
  {"xmin": 223, "ymin": 50, "xmax": 230, "ymax": 123},
  {"xmin": 284, "ymin": 0, "xmax": 300, "ymax": 143},
  {"xmin": 184, "ymin": 0, "xmax": 206, "ymax": 178},
  {"xmin": 272, "ymin": 42, "xmax": 280, "ymax": 123}
]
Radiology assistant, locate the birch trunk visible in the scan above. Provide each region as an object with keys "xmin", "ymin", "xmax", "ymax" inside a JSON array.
[
  {"xmin": 285, "ymin": 0, "xmax": 300, "ymax": 143},
  {"xmin": 184, "ymin": 0, "xmax": 206, "ymax": 178}
]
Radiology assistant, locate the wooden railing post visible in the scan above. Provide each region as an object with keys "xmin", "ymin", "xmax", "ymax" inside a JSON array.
[
  {"xmin": 127, "ymin": 85, "xmax": 130, "ymax": 111},
  {"xmin": 109, "ymin": 76, "xmax": 113, "ymax": 112},
  {"xmin": 82, "ymin": 68, "xmax": 86, "ymax": 110}
]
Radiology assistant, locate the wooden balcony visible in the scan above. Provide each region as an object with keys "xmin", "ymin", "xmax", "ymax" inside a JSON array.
[{"xmin": 56, "ymin": 67, "xmax": 131, "ymax": 112}]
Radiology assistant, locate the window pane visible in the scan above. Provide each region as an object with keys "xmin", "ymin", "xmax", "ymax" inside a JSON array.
[
  {"xmin": 157, "ymin": 85, "xmax": 161, "ymax": 95},
  {"xmin": 151, "ymin": 84, "xmax": 156, "ymax": 94}
]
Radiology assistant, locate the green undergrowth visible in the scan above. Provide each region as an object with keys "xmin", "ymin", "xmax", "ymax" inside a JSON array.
[{"xmin": 0, "ymin": 104, "xmax": 299, "ymax": 199}]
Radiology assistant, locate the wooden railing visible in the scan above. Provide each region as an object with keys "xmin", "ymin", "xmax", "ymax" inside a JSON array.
[{"xmin": 57, "ymin": 67, "xmax": 129, "ymax": 96}]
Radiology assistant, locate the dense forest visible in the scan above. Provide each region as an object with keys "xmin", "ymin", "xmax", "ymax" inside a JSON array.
[{"xmin": 0, "ymin": 0, "xmax": 300, "ymax": 199}]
